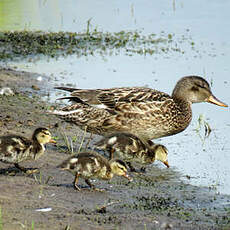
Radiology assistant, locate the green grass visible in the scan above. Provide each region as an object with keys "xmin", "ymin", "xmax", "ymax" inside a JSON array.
[
  {"xmin": 0, "ymin": 207, "xmax": 2, "ymax": 230},
  {"xmin": 31, "ymin": 220, "xmax": 35, "ymax": 230}
]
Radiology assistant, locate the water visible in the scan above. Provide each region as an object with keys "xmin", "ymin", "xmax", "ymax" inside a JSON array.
[{"xmin": 1, "ymin": 0, "xmax": 230, "ymax": 194}]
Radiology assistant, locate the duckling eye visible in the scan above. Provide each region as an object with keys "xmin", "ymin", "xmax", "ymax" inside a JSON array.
[
  {"xmin": 118, "ymin": 166, "xmax": 125, "ymax": 171},
  {"xmin": 41, "ymin": 134, "xmax": 46, "ymax": 138}
]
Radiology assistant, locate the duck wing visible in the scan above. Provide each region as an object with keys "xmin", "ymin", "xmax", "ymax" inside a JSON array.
[{"xmin": 56, "ymin": 87, "xmax": 171, "ymax": 110}]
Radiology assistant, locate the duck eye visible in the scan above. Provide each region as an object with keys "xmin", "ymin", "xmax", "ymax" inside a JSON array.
[{"xmin": 191, "ymin": 86, "xmax": 199, "ymax": 91}]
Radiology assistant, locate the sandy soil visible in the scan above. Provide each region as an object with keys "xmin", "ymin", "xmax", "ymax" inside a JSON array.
[{"xmin": 0, "ymin": 68, "xmax": 230, "ymax": 230}]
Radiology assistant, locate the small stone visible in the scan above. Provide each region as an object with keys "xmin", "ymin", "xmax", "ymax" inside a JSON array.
[
  {"xmin": 32, "ymin": 85, "xmax": 40, "ymax": 90},
  {"xmin": 0, "ymin": 87, "xmax": 14, "ymax": 96}
]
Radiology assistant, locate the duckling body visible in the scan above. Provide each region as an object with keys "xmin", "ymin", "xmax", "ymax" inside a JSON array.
[
  {"xmin": 95, "ymin": 132, "xmax": 169, "ymax": 171},
  {"xmin": 59, "ymin": 151, "xmax": 131, "ymax": 191},
  {"xmin": 0, "ymin": 127, "xmax": 55, "ymax": 173},
  {"xmin": 52, "ymin": 76, "xmax": 228, "ymax": 140}
]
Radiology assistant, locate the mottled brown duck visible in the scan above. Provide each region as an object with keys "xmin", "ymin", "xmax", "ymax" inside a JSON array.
[
  {"xmin": 58, "ymin": 151, "xmax": 132, "ymax": 191},
  {"xmin": 51, "ymin": 76, "xmax": 228, "ymax": 140},
  {"xmin": 95, "ymin": 132, "xmax": 169, "ymax": 171},
  {"xmin": 0, "ymin": 128, "xmax": 56, "ymax": 174}
]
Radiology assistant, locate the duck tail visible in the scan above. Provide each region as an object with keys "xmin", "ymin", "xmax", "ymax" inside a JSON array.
[
  {"xmin": 57, "ymin": 96, "xmax": 89, "ymax": 105},
  {"xmin": 54, "ymin": 87, "xmax": 77, "ymax": 92}
]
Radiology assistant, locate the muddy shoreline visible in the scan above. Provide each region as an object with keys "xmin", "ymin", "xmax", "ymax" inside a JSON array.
[{"xmin": 0, "ymin": 68, "xmax": 230, "ymax": 230}]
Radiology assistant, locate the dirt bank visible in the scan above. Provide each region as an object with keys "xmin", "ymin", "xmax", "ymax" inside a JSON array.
[{"xmin": 0, "ymin": 68, "xmax": 230, "ymax": 230}]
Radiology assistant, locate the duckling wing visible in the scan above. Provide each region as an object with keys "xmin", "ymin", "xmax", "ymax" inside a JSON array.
[
  {"xmin": 76, "ymin": 153, "xmax": 106, "ymax": 177},
  {"xmin": 0, "ymin": 135, "xmax": 32, "ymax": 162}
]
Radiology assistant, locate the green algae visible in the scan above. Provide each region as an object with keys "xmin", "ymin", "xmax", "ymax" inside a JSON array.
[{"xmin": 0, "ymin": 30, "xmax": 193, "ymax": 60}]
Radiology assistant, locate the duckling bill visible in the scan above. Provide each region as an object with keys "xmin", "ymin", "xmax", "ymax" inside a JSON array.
[
  {"xmin": 95, "ymin": 132, "xmax": 169, "ymax": 171},
  {"xmin": 58, "ymin": 151, "xmax": 132, "ymax": 191},
  {"xmin": 0, "ymin": 127, "xmax": 56, "ymax": 174}
]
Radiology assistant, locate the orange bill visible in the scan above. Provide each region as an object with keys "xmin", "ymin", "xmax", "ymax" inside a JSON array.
[
  {"xmin": 123, "ymin": 173, "xmax": 133, "ymax": 181},
  {"xmin": 206, "ymin": 95, "xmax": 228, "ymax": 107},
  {"xmin": 163, "ymin": 160, "xmax": 170, "ymax": 168},
  {"xmin": 49, "ymin": 139, "xmax": 57, "ymax": 144}
]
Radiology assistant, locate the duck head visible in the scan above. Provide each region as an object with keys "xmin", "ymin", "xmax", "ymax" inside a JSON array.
[{"xmin": 172, "ymin": 76, "xmax": 228, "ymax": 107}]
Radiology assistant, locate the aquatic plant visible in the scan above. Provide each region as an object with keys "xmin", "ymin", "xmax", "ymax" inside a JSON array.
[{"xmin": 0, "ymin": 29, "xmax": 195, "ymax": 60}]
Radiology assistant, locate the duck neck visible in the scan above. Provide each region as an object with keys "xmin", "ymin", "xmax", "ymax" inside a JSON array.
[{"xmin": 171, "ymin": 96, "xmax": 193, "ymax": 133}]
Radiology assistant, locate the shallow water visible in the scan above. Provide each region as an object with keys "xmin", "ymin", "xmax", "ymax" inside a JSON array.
[{"xmin": 1, "ymin": 0, "xmax": 230, "ymax": 194}]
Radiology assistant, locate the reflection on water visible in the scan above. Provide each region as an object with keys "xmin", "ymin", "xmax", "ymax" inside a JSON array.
[
  {"xmin": 0, "ymin": 0, "xmax": 62, "ymax": 31},
  {"xmin": 0, "ymin": 0, "xmax": 230, "ymax": 195}
]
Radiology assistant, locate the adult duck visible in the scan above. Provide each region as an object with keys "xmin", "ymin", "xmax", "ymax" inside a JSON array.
[{"xmin": 51, "ymin": 76, "xmax": 227, "ymax": 140}]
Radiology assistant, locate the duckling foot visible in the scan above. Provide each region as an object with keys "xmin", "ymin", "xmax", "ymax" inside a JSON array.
[
  {"xmin": 73, "ymin": 184, "xmax": 81, "ymax": 191},
  {"xmin": 93, "ymin": 188, "xmax": 106, "ymax": 192},
  {"xmin": 84, "ymin": 179, "xmax": 105, "ymax": 192},
  {"xmin": 14, "ymin": 163, "xmax": 39, "ymax": 174},
  {"xmin": 25, "ymin": 168, "xmax": 39, "ymax": 175}
]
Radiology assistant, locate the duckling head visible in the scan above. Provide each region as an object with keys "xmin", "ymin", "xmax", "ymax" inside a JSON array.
[
  {"xmin": 110, "ymin": 159, "xmax": 132, "ymax": 181},
  {"xmin": 152, "ymin": 144, "xmax": 169, "ymax": 168},
  {"xmin": 172, "ymin": 76, "xmax": 228, "ymax": 107},
  {"xmin": 32, "ymin": 128, "xmax": 56, "ymax": 145}
]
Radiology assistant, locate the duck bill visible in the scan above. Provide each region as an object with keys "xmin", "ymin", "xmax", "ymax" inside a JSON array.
[
  {"xmin": 49, "ymin": 139, "xmax": 57, "ymax": 144},
  {"xmin": 206, "ymin": 95, "xmax": 228, "ymax": 107},
  {"xmin": 123, "ymin": 173, "xmax": 133, "ymax": 182},
  {"xmin": 163, "ymin": 160, "xmax": 170, "ymax": 168}
]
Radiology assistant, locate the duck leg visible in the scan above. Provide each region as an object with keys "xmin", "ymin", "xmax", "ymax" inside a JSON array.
[
  {"xmin": 14, "ymin": 163, "xmax": 39, "ymax": 174},
  {"xmin": 73, "ymin": 173, "xmax": 81, "ymax": 191}
]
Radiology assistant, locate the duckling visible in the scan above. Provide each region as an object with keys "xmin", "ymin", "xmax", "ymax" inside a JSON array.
[
  {"xmin": 95, "ymin": 132, "xmax": 169, "ymax": 172},
  {"xmin": 58, "ymin": 151, "xmax": 132, "ymax": 191},
  {"xmin": 0, "ymin": 127, "xmax": 56, "ymax": 174}
]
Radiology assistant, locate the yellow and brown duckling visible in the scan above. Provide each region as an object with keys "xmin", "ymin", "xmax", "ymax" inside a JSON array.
[
  {"xmin": 95, "ymin": 132, "xmax": 169, "ymax": 172},
  {"xmin": 0, "ymin": 127, "xmax": 56, "ymax": 174},
  {"xmin": 51, "ymin": 76, "xmax": 228, "ymax": 140},
  {"xmin": 58, "ymin": 151, "xmax": 132, "ymax": 191}
]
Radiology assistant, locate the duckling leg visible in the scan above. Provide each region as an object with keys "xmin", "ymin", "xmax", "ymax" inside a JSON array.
[
  {"xmin": 85, "ymin": 179, "xmax": 95, "ymax": 189},
  {"xmin": 73, "ymin": 173, "xmax": 81, "ymax": 191},
  {"xmin": 84, "ymin": 179, "xmax": 105, "ymax": 192},
  {"xmin": 14, "ymin": 163, "xmax": 39, "ymax": 174},
  {"xmin": 127, "ymin": 162, "xmax": 138, "ymax": 172},
  {"xmin": 109, "ymin": 148, "xmax": 115, "ymax": 159}
]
